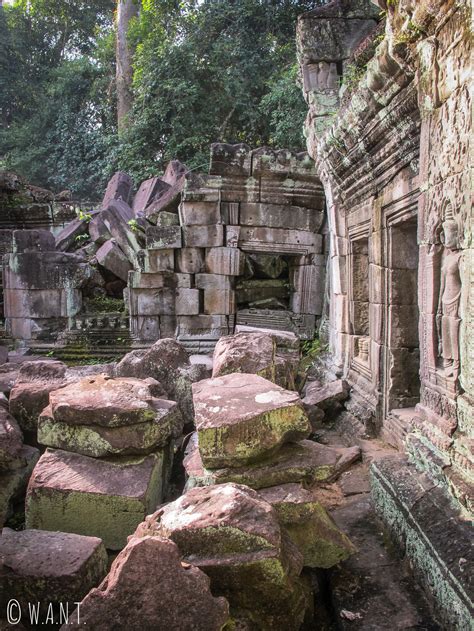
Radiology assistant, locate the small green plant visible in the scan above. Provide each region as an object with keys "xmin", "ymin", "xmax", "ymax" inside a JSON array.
[
  {"xmin": 75, "ymin": 233, "xmax": 89, "ymax": 244},
  {"xmin": 84, "ymin": 295, "xmax": 125, "ymax": 313},
  {"xmin": 128, "ymin": 219, "xmax": 140, "ymax": 233},
  {"xmin": 77, "ymin": 209, "xmax": 93, "ymax": 223}
]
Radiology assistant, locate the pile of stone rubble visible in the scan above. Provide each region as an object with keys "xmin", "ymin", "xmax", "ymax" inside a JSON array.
[{"xmin": 0, "ymin": 329, "xmax": 360, "ymax": 630}]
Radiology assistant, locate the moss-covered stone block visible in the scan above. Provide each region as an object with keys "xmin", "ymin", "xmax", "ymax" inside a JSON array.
[
  {"xmin": 26, "ymin": 449, "xmax": 164, "ymax": 550},
  {"xmin": 193, "ymin": 373, "xmax": 311, "ymax": 468}
]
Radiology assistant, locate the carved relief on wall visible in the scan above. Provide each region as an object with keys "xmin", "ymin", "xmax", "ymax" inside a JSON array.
[
  {"xmin": 428, "ymin": 85, "xmax": 470, "ymax": 186},
  {"xmin": 436, "ymin": 204, "xmax": 462, "ymax": 381}
]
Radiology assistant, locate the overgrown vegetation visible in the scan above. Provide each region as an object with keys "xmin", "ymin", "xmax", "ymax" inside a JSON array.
[
  {"xmin": 1, "ymin": 0, "xmax": 313, "ymax": 198},
  {"xmin": 83, "ymin": 294, "xmax": 125, "ymax": 313}
]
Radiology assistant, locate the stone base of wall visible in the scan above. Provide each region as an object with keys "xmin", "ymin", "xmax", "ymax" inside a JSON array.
[{"xmin": 370, "ymin": 456, "xmax": 473, "ymax": 630}]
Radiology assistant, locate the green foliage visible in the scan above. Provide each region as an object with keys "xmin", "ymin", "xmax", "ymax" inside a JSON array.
[
  {"xmin": 84, "ymin": 294, "xmax": 125, "ymax": 314},
  {"xmin": 1, "ymin": 0, "xmax": 313, "ymax": 197},
  {"xmin": 301, "ymin": 337, "xmax": 325, "ymax": 360},
  {"xmin": 0, "ymin": 0, "xmax": 115, "ymax": 197},
  {"xmin": 74, "ymin": 233, "xmax": 89, "ymax": 244},
  {"xmin": 78, "ymin": 209, "xmax": 93, "ymax": 222}
]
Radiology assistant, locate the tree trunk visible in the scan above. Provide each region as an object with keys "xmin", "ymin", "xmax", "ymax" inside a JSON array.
[{"xmin": 116, "ymin": 0, "xmax": 139, "ymax": 133}]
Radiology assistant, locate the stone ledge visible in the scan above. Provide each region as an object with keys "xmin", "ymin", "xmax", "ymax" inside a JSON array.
[{"xmin": 370, "ymin": 456, "xmax": 473, "ymax": 630}]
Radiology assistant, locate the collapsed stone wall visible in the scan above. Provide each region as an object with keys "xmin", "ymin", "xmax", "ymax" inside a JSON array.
[{"xmin": 2, "ymin": 145, "xmax": 327, "ymax": 355}]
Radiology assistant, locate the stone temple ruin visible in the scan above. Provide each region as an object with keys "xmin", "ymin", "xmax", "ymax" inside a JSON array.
[{"xmin": 0, "ymin": 0, "xmax": 472, "ymax": 629}]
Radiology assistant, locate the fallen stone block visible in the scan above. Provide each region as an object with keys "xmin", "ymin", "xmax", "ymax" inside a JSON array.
[
  {"xmin": 116, "ymin": 339, "xmax": 195, "ymax": 425},
  {"xmin": 0, "ymin": 528, "xmax": 108, "ymax": 616},
  {"xmin": 184, "ymin": 433, "xmax": 361, "ymax": 490},
  {"xmin": 95, "ymin": 239, "xmax": 132, "ymax": 282},
  {"xmin": 193, "ymin": 373, "xmax": 311, "ymax": 468},
  {"xmin": 38, "ymin": 398, "xmax": 182, "ymax": 458},
  {"xmin": 55, "ymin": 218, "xmax": 87, "ymax": 252},
  {"xmin": 63, "ymin": 536, "xmax": 229, "ymax": 631},
  {"xmin": 9, "ymin": 361, "xmax": 67, "ymax": 432},
  {"xmin": 48, "ymin": 374, "xmax": 169, "ymax": 427},
  {"xmin": 259, "ymin": 483, "xmax": 356, "ymax": 568},
  {"xmin": 144, "ymin": 160, "xmax": 187, "ymax": 222},
  {"xmin": 0, "ymin": 445, "xmax": 40, "ymax": 528},
  {"xmin": 0, "ymin": 405, "xmax": 24, "ymax": 471},
  {"xmin": 212, "ymin": 331, "xmax": 276, "ymax": 381},
  {"xmin": 135, "ymin": 482, "xmax": 309, "ymax": 630},
  {"xmin": 303, "ymin": 379, "xmax": 350, "ymax": 416},
  {"xmin": 101, "ymin": 171, "xmax": 133, "ymax": 208},
  {"xmin": 133, "ymin": 176, "xmax": 170, "ymax": 214},
  {"xmin": 26, "ymin": 449, "xmax": 164, "ymax": 550}
]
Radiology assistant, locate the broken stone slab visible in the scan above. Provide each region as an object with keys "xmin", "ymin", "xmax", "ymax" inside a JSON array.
[
  {"xmin": 303, "ymin": 379, "xmax": 350, "ymax": 416},
  {"xmin": 38, "ymin": 398, "xmax": 182, "ymax": 458},
  {"xmin": 193, "ymin": 373, "xmax": 311, "ymax": 468},
  {"xmin": 235, "ymin": 325, "xmax": 300, "ymax": 350},
  {"xmin": 212, "ymin": 331, "xmax": 276, "ymax": 381},
  {"xmin": 0, "ymin": 405, "xmax": 24, "ymax": 471},
  {"xmin": 0, "ymin": 528, "xmax": 108, "ymax": 615},
  {"xmin": 26, "ymin": 448, "xmax": 165, "ymax": 550},
  {"xmin": 135, "ymin": 482, "xmax": 309, "ymax": 630},
  {"xmin": 48, "ymin": 375, "xmax": 168, "ymax": 427},
  {"xmin": 99, "ymin": 200, "xmax": 141, "ymax": 265},
  {"xmin": 182, "ymin": 224, "xmax": 224, "ymax": 247},
  {"xmin": 63, "ymin": 536, "xmax": 229, "ymax": 631},
  {"xmin": 205, "ymin": 247, "xmax": 245, "ymax": 275},
  {"xmin": 144, "ymin": 160, "xmax": 187, "ymax": 222},
  {"xmin": 176, "ymin": 247, "xmax": 205, "ymax": 273},
  {"xmin": 133, "ymin": 176, "xmax": 170, "ymax": 214},
  {"xmin": 54, "ymin": 218, "xmax": 87, "ymax": 252},
  {"xmin": 179, "ymin": 201, "xmax": 221, "ymax": 226},
  {"xmin": 116, "ymin": 338, "xmax": 195, "ymax": 425},
  {"xmin": 146, "ymin": 225, "xmax": 182, "ymax": 250},
  {"xmin": 101, "ymin": 171, "xmax": 133, "ymax": 208},
  {"xmin": 0, "ymin": 445, "xmax": 40, "ymax": 529},
  {"xmin": 9, "ymin": 361, "xmax": 68, "ymax": 432},
  {"xmin": 184, "ymin": 433, "xmax": 361, "ymax": 490},
  {"xmin": 95, "ymin": 239, "xmax": 132, "ymax": 282},
  {"xmin": 259, "ymin": 483, "xmax": 356, "ymax": 568}
]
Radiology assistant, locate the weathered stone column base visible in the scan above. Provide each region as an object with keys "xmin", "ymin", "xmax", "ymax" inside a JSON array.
[{"xmin": 370, "ymin": 456, "xmax": 473, "ymax": 630}]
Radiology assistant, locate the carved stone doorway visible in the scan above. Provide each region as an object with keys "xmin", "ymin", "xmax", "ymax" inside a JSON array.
[{"xmin": 382, "ymin": 208, "xmax": 420, "ymax": 422}]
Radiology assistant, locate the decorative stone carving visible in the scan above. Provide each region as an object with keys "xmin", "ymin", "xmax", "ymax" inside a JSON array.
[{"xmin": 436, "ymin": 207, "xmax": 462, "ymax": 381}]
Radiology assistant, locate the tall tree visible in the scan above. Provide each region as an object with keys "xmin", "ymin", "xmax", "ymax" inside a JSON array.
[{"xmin": 116, "ymin": 0, "xmax": 139, "ymax": 132}]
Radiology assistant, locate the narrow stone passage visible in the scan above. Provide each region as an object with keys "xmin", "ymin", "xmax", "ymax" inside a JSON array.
[{"xmin": 317, "ymin": 430, "xmax": 441, "ymax": 630}]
